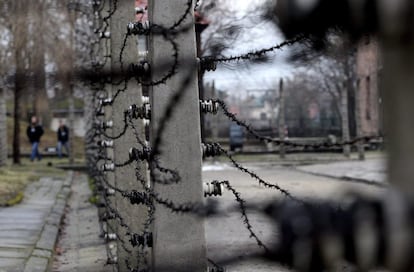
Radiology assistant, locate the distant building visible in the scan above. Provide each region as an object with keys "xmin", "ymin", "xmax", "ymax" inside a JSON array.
[
  {"xmin": 285, "ymin": 89, "xmax": 340, "ymax": 137},
  {"xmin": 239, "ymin": 91, "xmax": 278, "ymax": 132},
  {"xmin": 355, "ymin": 36, "xmax": 383, "ymax": 136}
]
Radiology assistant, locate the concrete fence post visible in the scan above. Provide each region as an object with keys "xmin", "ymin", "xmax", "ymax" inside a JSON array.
[
  {"xmin": 110, "ymin": 0, "xmax": 148, "ymax": 270},
  {"xmin": 148, "ymin": 0, "xmax": 207, "ymax": 270},
  {"xmin": 382, "ymin": 43, "xmax": 414, "ymax": 194},
  {"xmin": 97, "ymin": 0, "xmax": 117, "ymax": 263}
]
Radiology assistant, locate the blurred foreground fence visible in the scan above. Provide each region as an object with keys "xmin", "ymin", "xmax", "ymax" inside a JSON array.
[{"xmin": 79, "ymin": 0, "xmax": 414, "ymax": 271}]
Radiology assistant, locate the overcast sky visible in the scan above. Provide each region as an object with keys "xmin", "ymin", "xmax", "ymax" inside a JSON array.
[{"xmin": 202, "ymin": 0, "xmax": 295, "ymax": 94}]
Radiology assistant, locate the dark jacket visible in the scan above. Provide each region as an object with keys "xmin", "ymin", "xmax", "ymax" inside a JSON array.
[
  {"xmin": 27, "ymin": 125, "xmax": 44, "ymax": 143},
  {"xmin": 57, "ymin": 126, "xmax": 69, "ymax": 143}
]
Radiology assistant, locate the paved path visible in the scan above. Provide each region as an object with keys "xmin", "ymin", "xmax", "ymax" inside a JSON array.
[
  {"xmin": 203, "ymin": 161, "xmax": 386, "ymax": 271},
  {"xmin": 0, "ymin": 175, "xmax": 72, "ymax": 272},
  {"xmin": 51, "ymin": 174, "xmax": 110, "ymax": 272},
  {"xmin": 1, "ymin": 159, "xmax": 384, "ymax": 272},
  {"xmin": 297, "ymin": 158, "xmax": 386, "ymax": 185}
]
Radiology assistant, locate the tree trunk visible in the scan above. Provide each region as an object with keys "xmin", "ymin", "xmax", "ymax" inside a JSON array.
[
  {"xmin": 0, "ymin": 87, "xmax": 7, "ymax": 166},
  {"xmin": 12, "ymin": 0, "xmax": 28, "ymax": 165},
  {"xmin": 355, "ymin": 81, "xmax": 365, "ymax": 160},
  {"xmin": 13, "ymin": 80, "xmax": 22, "ymax": 165},
  {"xmin": 278, "ymin": 79, "xmax": 286, "ymax": 159},
  {"xmin": 32, "ymin": 0, "xmax": 50, "ymax": 127},
  {"xmin": 68, "ymin": 88, "xmax": 75, "ymax": 164},
  {"xmin": 66, "ymin": 8, "xmax": 76, "ymax": 165},
  {"xmin": 341, "ymin": 87, "xmax": 351, "ymax": 157}
]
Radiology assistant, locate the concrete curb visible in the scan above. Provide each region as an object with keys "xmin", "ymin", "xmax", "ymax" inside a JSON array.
[{"xmin": 23, "ymin": 171, "xmax": 74, "ymax": 272}]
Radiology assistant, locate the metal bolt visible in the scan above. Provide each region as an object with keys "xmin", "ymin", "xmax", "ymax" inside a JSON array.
[
  {"xmin": 127, "ymin": 21, "xmax": 151, "ymax": 35},
  {"xmin": 102, "ymin": 163, "xmax": 115, "ymax": 172},
  {"xmin": 99, "ymin": 31, "xmax": 110, "ymax": 38},
  {"xmin": 106, "ymin": 256, "xmax": 118, "ymax": 265},
  {"xmin": 199, "ymin": 57, "xmax": 218, "ymax": 72},
  {"xmin": 106, "ymin": 188, "xmax": 116, "ymax": 196},
  {"xmin": 104, "ymin": 233, "xmax": 117, "ymax": 241},
  {"xmin": 99, "ymin": 98, "xmax": 113, "ymax": 107},
  {"xmin": 142, "ymin": 96, "xmax": 149, "ymax": 104},
  {"xmin": 102, "ymin": 212, "xmax": 116, "ymax": 222},
  {"xmin": 96, "ymin": 108, "xmax": 105, "ymax": 116},
  {"xmin": 202, "ymin": 143, "xmax": 222, "ymax": 158},
  {"xmin": 129, "ymin": 146, "xmax": 151, "ymax": 162},
  {"xmin": 135, "ymin": 6, "xmax": 146, "ymax": 14},
  {"xmin": 138, "ymin": 50, "xmax": 149, "ymax": 59},
  {"xmin": 204, "ymin": 182, "xmax": 224, "ymax": 197},
  {"xmin": 100, "ymin": 120, "xmax": 113, "ymax": 130},
  {"xmin": 200, "ymin": 100, "xmax": 220, "ymax": 114},
  {"xmin": 127, "ymin": 22, "xmax": 135, "ymax": 32},
  {"xmin": 129, "ymin": 61, "xmax": 151, "ymax": 78},
  {"xmin": 128, "ymin": 103, "xmax": 151, "ymax": 120},
  {"xmin": 208, "ymin": 267, "xmax": 226, "ymax": 272},
  {"xmin": 130, "ymin": 232, "xmax": 153, "ymax": 248},
  {"xmin": 98, "ymin": 140, "xmax": 114, "ymax": 148}
]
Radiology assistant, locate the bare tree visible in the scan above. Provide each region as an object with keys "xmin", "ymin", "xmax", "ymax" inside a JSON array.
[
  {"xmin": 29, "ymin": 0, "xmax": 50, "ymax": 127},
  {"xmin": 291, "ymin": 32, "xmax": 356, "ymax": 155},
  {"xmin": 0, "ymin": 0, "xmax": 92, "ymax": 165},
  {"xmin": 0, "ymin": 0, "xmax": 51, "ymax": 164},
  {"xmin": 284, "ymin": 70, "xmax": 342, "ymax": 138},
  {"xmin": 0, "ymin": 6, "xmax": 12, "ymax": 166},
  {"xmin": 48, "ymin": 1, "xmax": 81, "ymax": 164},
  {"xmin": 11, "ymin": 0, "xmax": 29, "ymax": 164},
  {"xmin": 200, "ymin": 0, "xmax": 270, "ymax": 58},
  {"xmin": 278, "ymin": 79, "xmax": 286, "ymax": 158},
  {"xmin": 0, "ymin": 86, "xmax": 7, "ymax": 166}
]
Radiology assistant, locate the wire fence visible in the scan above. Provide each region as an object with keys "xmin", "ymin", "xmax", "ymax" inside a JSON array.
[{"xmin": 78, "ymin": 1, "xmax": 413, "ymax": 272}]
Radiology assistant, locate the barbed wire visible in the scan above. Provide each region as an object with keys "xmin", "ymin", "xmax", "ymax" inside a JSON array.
[
  {"xmin": 80, "ymin": 1, "xmax": 390, "ymax": 271},
  {"xmin": 218, "ymin": 145, "xmax": 308, "ymax": 204},
  {"xmin": 168, "ymin": 0, "xmax": 194, "ymax": 31},
  {"xmin": 201, "ymin": 35, "xmax": 307, "ymax": 64},
  {"xmin": 215, "ymin": 99, "xmax": 381, "ymax": 149},
  {"xmin": 218, "ymin": 180, "xmax": 270, "ymax": 253}
]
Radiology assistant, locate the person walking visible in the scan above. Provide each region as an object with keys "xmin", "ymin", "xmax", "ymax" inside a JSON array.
[
  {"xmin": 26, "ymin": 116, "xmax": 44, "ymax": 161},
  {"xmin": 57, "ymin": 120, "xmax": 70, "ymax": 158}
]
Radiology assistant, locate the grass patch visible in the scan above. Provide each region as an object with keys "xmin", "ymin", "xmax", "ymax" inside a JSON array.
[
  {"xmin": 87, "ymin": 177, "xmax": 99, "ymax": 205},
  {"xmin": 5, "ymin": 191, "xmax": 24, "ymax": 206},
  {"xmin": 89, "ymin": 195, "xmax": 99, "ymax": 205},
  {"xmin": 0, "ymin": 158, "xmax": 66, "ymax": 206},
  {"xmin": 0, "ymin": 168, "xmax": 31, "ymax": 206},
  {"xmin": 88, "ymin": 177, "xmax": 96, "ymax": 192}
]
